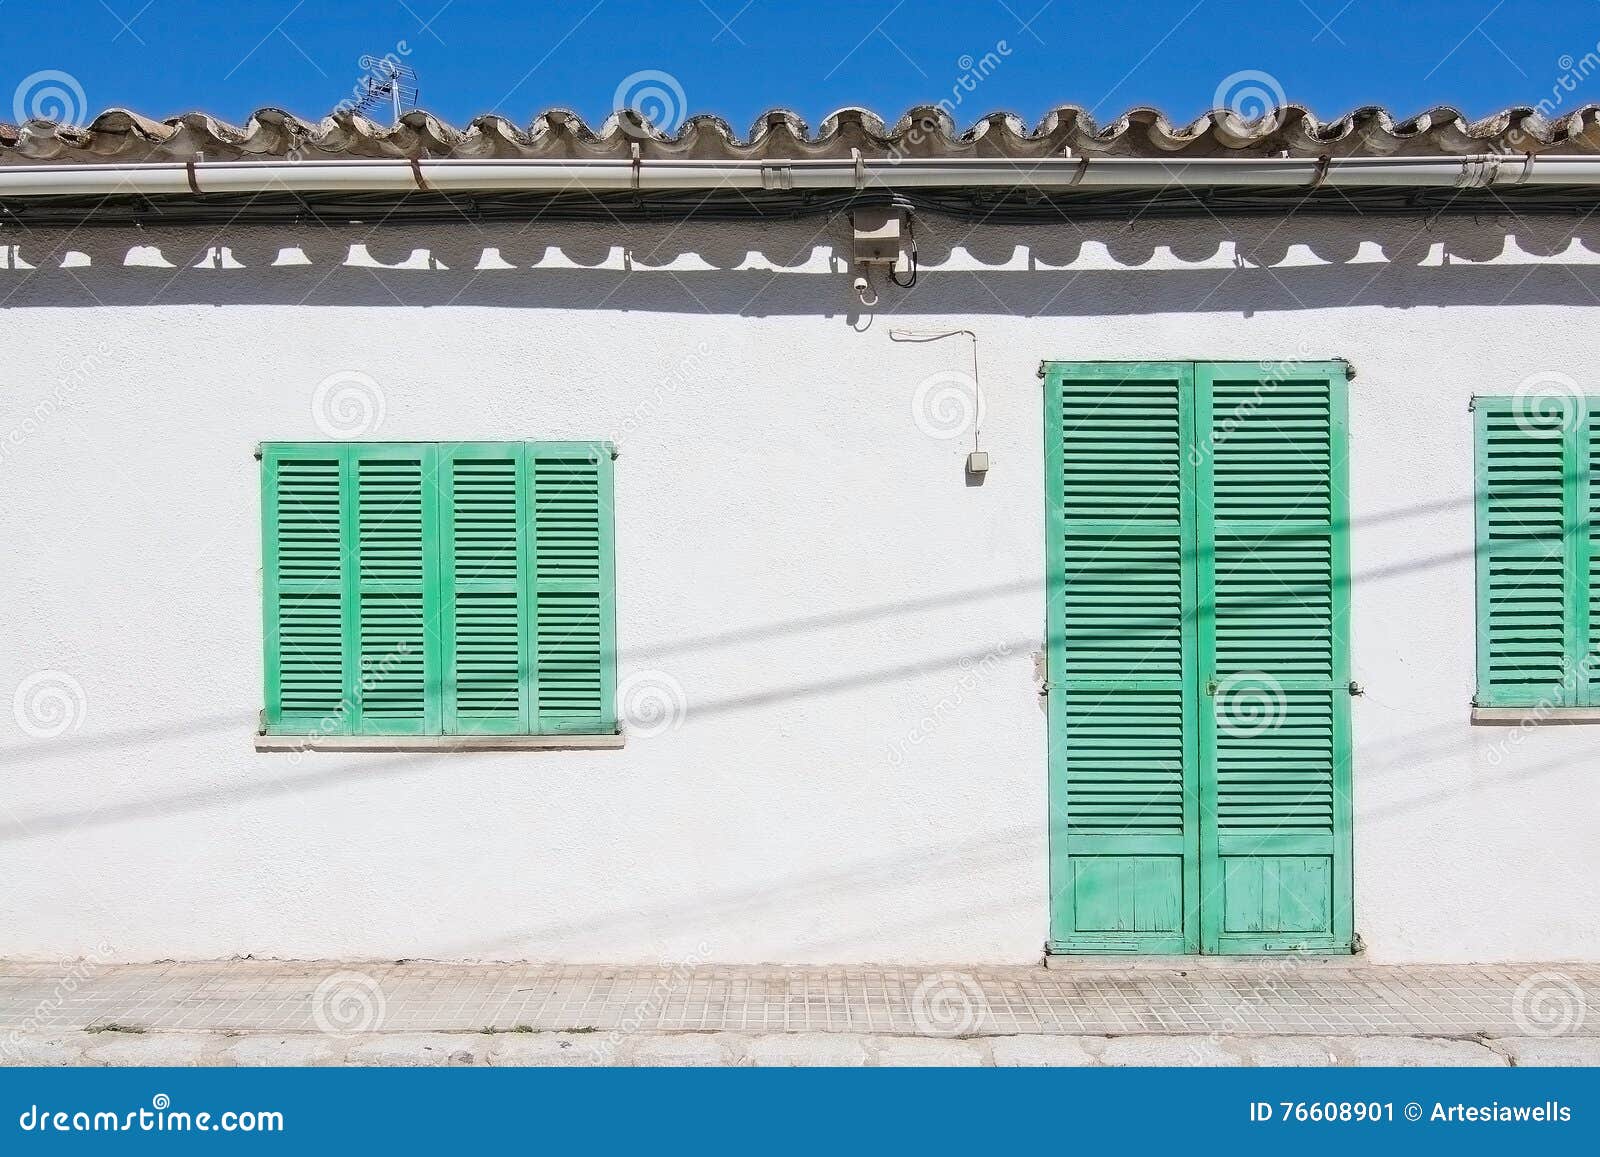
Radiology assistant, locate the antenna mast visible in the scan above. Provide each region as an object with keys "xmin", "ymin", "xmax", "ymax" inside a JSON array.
[{"xmin": 354, "ymin": 57, "xmax": 418, "ymax": 124}]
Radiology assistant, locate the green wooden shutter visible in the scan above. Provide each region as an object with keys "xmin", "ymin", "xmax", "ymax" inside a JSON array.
[
  {"xmin": 441, "ymin": 444, "xmax": 531, "ymax": 734},
  {"xmin": 1474, "ymin": 397, "xmax": 1582, "ymax": 707},
  {"xmin": 265, "ymin": 440, "xmax": 614, "ymax": 738},
  {"xmin": 348, "ymin": 444, "xmax": 441, "ymax": 735},
  {"xmin": 262, "ymin": 444, "xmax": 352, "ymax": 734},
  {"xmin": 1046, "ymin": 364, "xmax": 1200, "ymax": 953},
  {"xmin": 529, "ymin": 442, "xmax": 618, "ymax": 734},
  {"xmin": 1194, "ymin": 363, "xmax": 1352, "ymax": 953},
  {"xmin": 1587, "ymin": 408, "xmax": 1600, "ymax": 706}
]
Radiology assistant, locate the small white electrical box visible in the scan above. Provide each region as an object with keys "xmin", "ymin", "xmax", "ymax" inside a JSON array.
[
  {"xmin": 851, "ymin": 207, "xmax": 904, "ymax": 267},
  {"xmin": 966, "ymin": 450, "xmax": 990, "ymax": 475}
]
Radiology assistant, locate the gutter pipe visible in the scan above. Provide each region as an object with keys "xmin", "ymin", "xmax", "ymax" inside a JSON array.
[{"xmin": 0, "ymin": 152, "xmax": 1584, "ymax": 198}]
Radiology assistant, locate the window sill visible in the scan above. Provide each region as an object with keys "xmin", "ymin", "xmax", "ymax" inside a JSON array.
[
  {"xmin": 1470, "ymin": 707, "xmax": 1600, "ymax": 726},
  {"xmin": 255, "ymin": 733, "xmax": 625, "ymax": 753}
]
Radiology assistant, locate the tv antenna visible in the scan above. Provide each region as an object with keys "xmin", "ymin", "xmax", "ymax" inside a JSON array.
[{"xmin": 353, "ymin": 57, "xmax": 418, "ymax": 124}]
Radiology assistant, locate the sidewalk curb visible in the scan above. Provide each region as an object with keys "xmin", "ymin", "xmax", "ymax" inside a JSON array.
[{"xmin": 6, "ymin": 1030, "xmax": 1598, "ymax": 1067}]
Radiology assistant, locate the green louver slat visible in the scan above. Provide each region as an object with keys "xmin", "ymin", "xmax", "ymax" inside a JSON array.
[
  {"xmin": 1196, "ymin": 364, "xmax": 1352, "ymax": 953},
  {"xmin": 1474, "ymin": 398, "xmax": 1580, "ymax": 707},
  {"xmin": 263, "ymin": 445, "xmax": 351, "ymax": 733},
  {"xmin": 442, "ymin": 445, "xmax": 530, "ymax": 733},
  {"xmin": 1046, "ymin": 364, "xmax": 1199, "ymax": 954},
  {"xmin": 529, "ymin": 442, "xmax": 617, "ymax": 733}
]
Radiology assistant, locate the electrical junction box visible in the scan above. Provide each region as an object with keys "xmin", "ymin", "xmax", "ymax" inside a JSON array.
[{"xmin": 851, "ymin": 207, "xmax": 905, "ymax": 268}]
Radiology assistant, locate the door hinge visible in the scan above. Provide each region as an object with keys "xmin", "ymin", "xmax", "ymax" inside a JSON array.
[
  {"xmin": 1348, "ymin": 681, "xmax": 1364, "ymax": 696},
  {"xmin": 257, "ymin": 708, "xmax": 266, "ymax": 735}
]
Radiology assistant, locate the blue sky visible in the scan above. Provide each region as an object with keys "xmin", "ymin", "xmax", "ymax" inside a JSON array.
[{"xmin": 3, "ymin": 0, "xmax": 1595, "ymax": 130}]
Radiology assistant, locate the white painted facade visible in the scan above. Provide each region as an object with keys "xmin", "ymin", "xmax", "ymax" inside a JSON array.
[{"xmin": 1, "ymin": 211, "xmax": 1597, "ymax": 965}]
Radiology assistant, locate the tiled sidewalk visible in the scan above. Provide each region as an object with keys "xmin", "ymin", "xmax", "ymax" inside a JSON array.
[{"xmin": 0, "ymin": 959, "xmax": 1595, "ymax": 1038}]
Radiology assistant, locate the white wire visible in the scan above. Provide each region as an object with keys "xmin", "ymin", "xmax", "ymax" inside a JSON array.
[{"xmin": 889, "ymin": 328, "xmax": 982, "ymax": 449}]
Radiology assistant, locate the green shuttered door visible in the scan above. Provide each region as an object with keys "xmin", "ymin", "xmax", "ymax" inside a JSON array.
[
  {"xmin": 262, "ymin": 441, "xmax": 616, "ymax": 736},
  {"xmin": 1195, "ymin": 365, "xmax": 1353, "ymax": 953},
  {"xmin": 1046, "ymin": 364, "xmax": 1200, "ymax": 953},
  {"xmin": 1046, "ymin": 363, "xmax": 1353, "ymax": 954}
]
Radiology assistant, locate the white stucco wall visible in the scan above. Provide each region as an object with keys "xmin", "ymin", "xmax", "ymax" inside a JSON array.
[{"xmin": 0, "ymin": 210, "xmax": 1596, "ymax": 964}]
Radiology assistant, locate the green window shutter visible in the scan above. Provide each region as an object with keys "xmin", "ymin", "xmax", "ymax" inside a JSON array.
[
  {"xmin": 348, "ymin": 444, "xmax": 441, "ymax": 734},
  {"xmin": 1474, "ymin": 397, "xmax": 1582, "ymax": 708},
  {"xmin": 440, "ymin": 444, "xmax": 531, "ymax": 734},
  {"xmin": 264, "ymin": 441, "xmax": 614, "ymax": 737},
  {"xmin": 529, "ymin": 442, "xmax": 617, "ymax": 734},
  {"xmin": 262, "ymin": 444, "xmax": 352, "ymax": 734},
  {"xmin": 1193, "ymin": 363, "xmax": 1352, "ymax": 953},
  {"xmin": 1046, "ymin": 363, "xmax": 1200, "ymax": 954}
]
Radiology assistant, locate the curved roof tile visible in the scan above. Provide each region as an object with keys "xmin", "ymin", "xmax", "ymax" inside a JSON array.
[{"xmin": 2, "ymin": 104, "xmax": 1597, "ymax": 164}]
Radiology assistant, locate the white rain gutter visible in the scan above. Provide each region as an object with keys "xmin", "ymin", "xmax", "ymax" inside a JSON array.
[{"xmin": 0, "ymin": 152, "xmax": 1587, "ymax": 197}]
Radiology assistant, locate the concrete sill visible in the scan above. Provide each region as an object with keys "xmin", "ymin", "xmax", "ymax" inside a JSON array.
[
  {"xmin": 255, "ymin": 734, "xmax": 625, "ymax": 753},
  {"xmin": 1471, "ymin": 707, "xmax": 1600, "ymax": 726}
]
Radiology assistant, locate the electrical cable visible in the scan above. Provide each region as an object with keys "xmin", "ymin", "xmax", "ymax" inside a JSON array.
[
  {"xmin": 4, "ymin": 183, "xmax": 1595, "ymax": 228},
  {"xmin": 888, "ymin": 212, "xmax": 918, "ymax": 288}
]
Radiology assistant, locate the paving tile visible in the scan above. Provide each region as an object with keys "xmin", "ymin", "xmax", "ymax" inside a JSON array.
[{"xmin": 1, "ymin": 961, "xmax": 1597, "ymax": 1041}]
